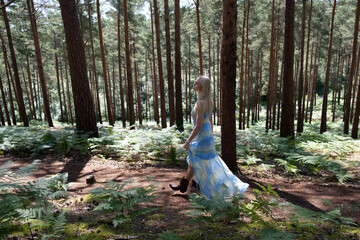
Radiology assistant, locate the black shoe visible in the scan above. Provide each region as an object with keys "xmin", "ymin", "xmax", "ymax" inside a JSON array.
[{"xmin": 169, "ymin": 177, "xmax": 189, "ymax": 193}]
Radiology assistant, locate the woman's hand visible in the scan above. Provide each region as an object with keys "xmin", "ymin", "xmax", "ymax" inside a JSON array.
[{"xmin": 183, "ymin": 141, "xmax": 190, "ymax": 150}]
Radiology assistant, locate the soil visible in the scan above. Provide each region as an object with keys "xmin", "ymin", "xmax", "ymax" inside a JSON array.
[{"xmin": 1, "ymin": 153, "xmax": 360, "ymax": 238}]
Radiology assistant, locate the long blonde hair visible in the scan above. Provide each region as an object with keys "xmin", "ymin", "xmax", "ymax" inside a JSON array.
[{"xmin": 196, "ymin": 75, "xmax": 214, "ymax": 113}]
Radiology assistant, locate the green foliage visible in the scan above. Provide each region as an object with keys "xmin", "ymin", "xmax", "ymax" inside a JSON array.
[
  {"xmin": 157, "ymin": 230, "xmax": 179, "ymax": 240},
  {"xmin": 0, "ymin": 160, "xmax": 68, "ymax": 239},
  {"xmin": 284, "ymin": 202, "xmax": 358, "ymax": 228},
  {"xmin": 0, "ymin": 126, "xmax": 90, "ymax": 158},
  {"xmin": 88, "ymin": 178, "xmax": 157, "ymax": 227},
  {"xmin": 188, "ymin": 183, "xmax": 279, "ymax": 228},
  {"xmin": 90, "ymin": 124, "xmax": 188, "ymax": 161},
  {"xmin": 164, "ymin": 145, "xmax": 177, "ymax": 164},
  {"xmin": 258, "ymin": 228, "xmax": 296, "ymax": 240},
  {"xmin": 237, "ymin": 120, "xmax": 356, "ymax": 183}
]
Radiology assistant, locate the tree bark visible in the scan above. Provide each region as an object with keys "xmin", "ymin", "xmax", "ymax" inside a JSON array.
[
  {"xmin": 88, "ymin": 0, "xmax": 102, "ymax": 124},
  {"xmin": 320, "ymin": 0, "xmax": 336, "ymax": 134},
  {"xmin": 96, "ymin": 0, "xmax": 113, "ymax": 125},
  {"xmin": 59, "ymin": 56, "xmax": 68, "ymax": 123},
  {"xmin": 266, "ymin": 0, "xmax": 275, "ymax": 131},
  {"xmin": 153, "ymin": 0, "xmax": 167, "ymax": 128},
  {"xmin": 296, "ymin": 0, "xmax": 306, "ymax": 133},
  {"xmin": 280, "ymin": 0, "xmax": 295, "ymax": 139},
  {"xmin": 1, "ymin": 0, "xmax": 28, "ymax": 126},
  {"xmin": 345, "ymin": 0, "xmax": 360, "ymax": 134},
  {"xmin": 303, "ymin": 0, "xmax": 313, "ymax": 123},
  {"xmin": 174, "ymin": 0, "xmax": 183, "ymax": 131},
  {"xmin": 0, "ymin": 74, "xmax": 11, "ymax": 125},
  {"xmin": 164, "ymin": 0, "xmax": 175, "ymax": 126},
  {"xmin": 26, "ymin": 54, "xmax": 36, "ymax": 119},
  {"xmin": 133, "ymin": 42, "xmax": 142, "ymax": 125},
  {"xmin": 238, "ymin": 0, "xmax": 246, "ymax": 130},
  {"xmin": 220, "ymin": 0, "xmax": 238, "ymax": 172},
  {"xmin": 54, "ymin": 41, "xmax": 64, "ymax": 123},
  {"xmin": 195, "ymin": 0, "xmax": 203, "ymax": 75},
  {"xmin": 150, "ymin": 3, "xmax": 159, "ymax": 124},
  {"xmin": 59, "ymin": 0, "xmax": 98, "ymax": 137},
  {"xmin": 1, "ymin": 35, "xmax": 16, "ymax": 125},
  {"xmin": 117, "ymin": 2, "xmax": 126, "ymax": 127},
  {"xmin": 27, "ymin": 0, "xmax": 53, "ymax": 127},
  {"xmin": 123, "ymin": 0, "xmax": 135, "ymax": 128}
]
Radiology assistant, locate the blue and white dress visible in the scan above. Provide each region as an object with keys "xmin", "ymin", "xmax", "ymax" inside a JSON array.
[{"xmin": 187, "ymin": 108, "xmax": 249, "ymax": 200}]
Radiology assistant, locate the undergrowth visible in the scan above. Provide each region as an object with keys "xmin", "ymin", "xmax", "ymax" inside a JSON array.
[
  {"xmin": 0, "ymin": 160, "xmax": 69, "ymax": 239},
  {"xmin": 237, "ymin": 120, "xmax": 359, "ymax": 183},
  {"xmin": 88, "ymin": 178, "xmax": 157, "ymax": 227}
]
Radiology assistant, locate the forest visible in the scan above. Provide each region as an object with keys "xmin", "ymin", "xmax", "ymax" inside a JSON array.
[{"xmin": 0, "ymin": 0, "xmax": 360, "ymax": 239}]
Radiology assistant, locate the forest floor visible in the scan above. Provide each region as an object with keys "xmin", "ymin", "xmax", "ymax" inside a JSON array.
[{"xmin": 1, "ymin": 152, "xmax": 360, "ymax": 240}]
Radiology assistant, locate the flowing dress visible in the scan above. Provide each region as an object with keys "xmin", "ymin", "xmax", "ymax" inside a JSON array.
[{"xmin": 187, "ymin": 108, "xmax": 249, "ymax": 200}]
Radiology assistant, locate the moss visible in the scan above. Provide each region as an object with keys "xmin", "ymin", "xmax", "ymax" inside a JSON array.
[
  {"xmin": 151, "ymin": 213, "xmax": 166, "ymax": 220},
  {"xmin": 64, "ymin": 223, "xmax": 117, "ymax": 240}
]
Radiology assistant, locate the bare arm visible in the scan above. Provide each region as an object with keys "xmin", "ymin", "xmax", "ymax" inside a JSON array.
[{"xmin": 183, "ymin": 101, "xmax": 205, "ymax": 150}]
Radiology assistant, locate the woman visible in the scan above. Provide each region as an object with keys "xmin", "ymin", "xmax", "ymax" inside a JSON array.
[{"xmin": 169, "ymin": 75, "xmax": 249, "ymax": 200}]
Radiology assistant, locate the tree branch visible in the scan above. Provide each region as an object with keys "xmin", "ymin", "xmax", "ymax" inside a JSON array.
[{"xmin": 0, "ymin": 0, "xmax": 16, "ymax": 10}]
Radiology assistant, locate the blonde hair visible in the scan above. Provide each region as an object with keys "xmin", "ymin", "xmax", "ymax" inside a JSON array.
[{"xmin": 196, "ymin": 75, "xmax": 214, "ymax": 113}]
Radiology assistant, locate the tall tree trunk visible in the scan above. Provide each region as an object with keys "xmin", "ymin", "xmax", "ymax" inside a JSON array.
[
  {"xmin": 345, "ymin": 0, "xmax": 360, "ymax": 134},
  {"xmin": 88, "ymin": 0, "xmax": 102, "ymax": 123},
  {"xmin": 96, "ymin": 0, "xmax": 113, "ymax": 125},
  {"xmin": 174, "ymin": 0, "xmax": 183, "ymax": 131},
  {"xmin": 220, "ymin": 0, "xmax": 238, "ymax": 172},
  {"xmin": 117, "ymin": 2, "xmax": 126, "ymax": 127},
  {"xmin": 185, "ymin": 61, "xmax": 188, "ymax": 121},
  {"xmin": 188, "ymin": 38, "xmax": 192, "ymax": 123},
  {"xmin": 296, "ymin": 0, "xmax": 306, "ymax": 133},
  {"xmin": 54, "ymin": 42, "xmax": 64, "ymax": 123},
  {"xmin": 36, "ymin": 71, "xmax": 41, "ymax": 121},
  {"xmin": 0, "ymin": 74, "xmax": 11, "ymax": 125},
  {"xmin": 133, "ymin": 41, "xmax": 142, "ymax": 125},
  {"xmin": 145, "ymin": 50, "xmax": 149, "ymax": 120},
  {"xmin": 59, "ymin": 0, "xmax": 98, "ymax": 137},
  {"xmin": 195, "ymin": 0, "xmax": 203, "ymax": 75},
  {"xmin": 164, "ymin": 0, "xmax": 175, "ymax": 126},
  {"xmin": 21, "ymin": 67, "xmax": 32, "ymax": 118},
  {"xmin": 306, "ymin": 45, "xmax": 314, "ymax": 122},
  {"xmin": 26, "ymin": 54, "xmax": 36, "ymax": 119},
  {"xmin": 153, "ymin": 0, "xmax": 167, "ymax": 128},
  {"xmin": 320, "ymin": 0, "xmax": 336, "ymax": 134},
  {"xmin": 1, "ymin": 0, "xmax": 28, "ymax": 126},
  {"xmin": 213, "ymin": 38, "xmax": 216, "ymax": 125},
  {"xmin": 266, "ymin": 0, "xmax": 276, "ymax": 131},
  {"xmin": 217, "ymin": 38, "xmax": 220, "ymax": 125},
  {"xmin": 238, "ymin": 0, "xmax": 246, "ymax": 130},
  {"xmin": 123, "ymin": 0, "xmax": 135, "ymax": 128},
  {"xmin": 0, "ymin": 98, "xmax": 4, "ymax": 125},
  {"xmin": 112, "ymin": 62, "xmax": 116, "ymax": 123},
  {"xmin": 27, "ymin": 0, "xmax": 53, "ymax": 127},
  {"xmin": 150, "ymin": 3, "xmax": 159, "ymax": 124},
  {"xmin": 1, "ymin": 37, "xmax": 16, "ymax": 125},
  {"xmin": 246, "ymin": 2, "xmax": 251, "ymax": 129},
  {"xmin": 59, "ymin": 57, "xmax": 68, "ymax": 123},
  {"xmin": 303, "ymin": 0, "xmax": 313, "ymax": 123},
  {"xmin": 280, "ymin": 0, "xmax": 295, "ymax": 139},
  {"xmin": 350, "ymin": 41, "xmax": 360, "ymax": 123}
]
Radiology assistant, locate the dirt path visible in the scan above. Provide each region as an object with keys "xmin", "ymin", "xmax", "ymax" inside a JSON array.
[{"xmin": 1, "ymin": 154, "xmax": 359, "ymax": 226}]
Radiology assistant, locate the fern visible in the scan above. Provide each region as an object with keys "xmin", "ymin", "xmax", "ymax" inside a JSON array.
[
  {"xmin": 258, "ymin": 228, "xmax": 297, "ymax": 240},
  {"xmin": 188, "ymin": 183, "xmax": 279, "ymax": 229},
  {"xmin": 0, "ymin": 126, "xmax": 90, "ymax": 158},
  {"xmin": 89, "ymin": 178, "xmax": 157, "ymax": 227},
  {"xmin": 0, "ymin": 160, "xmax": 68, "ymax": 239},
  {"xmin": 157, "ymin": 230, "xmax": 179, "ymax": 240},
  {"xmin": 284, "ymin": 202, "xmax": 358, "ymax": 227}
]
